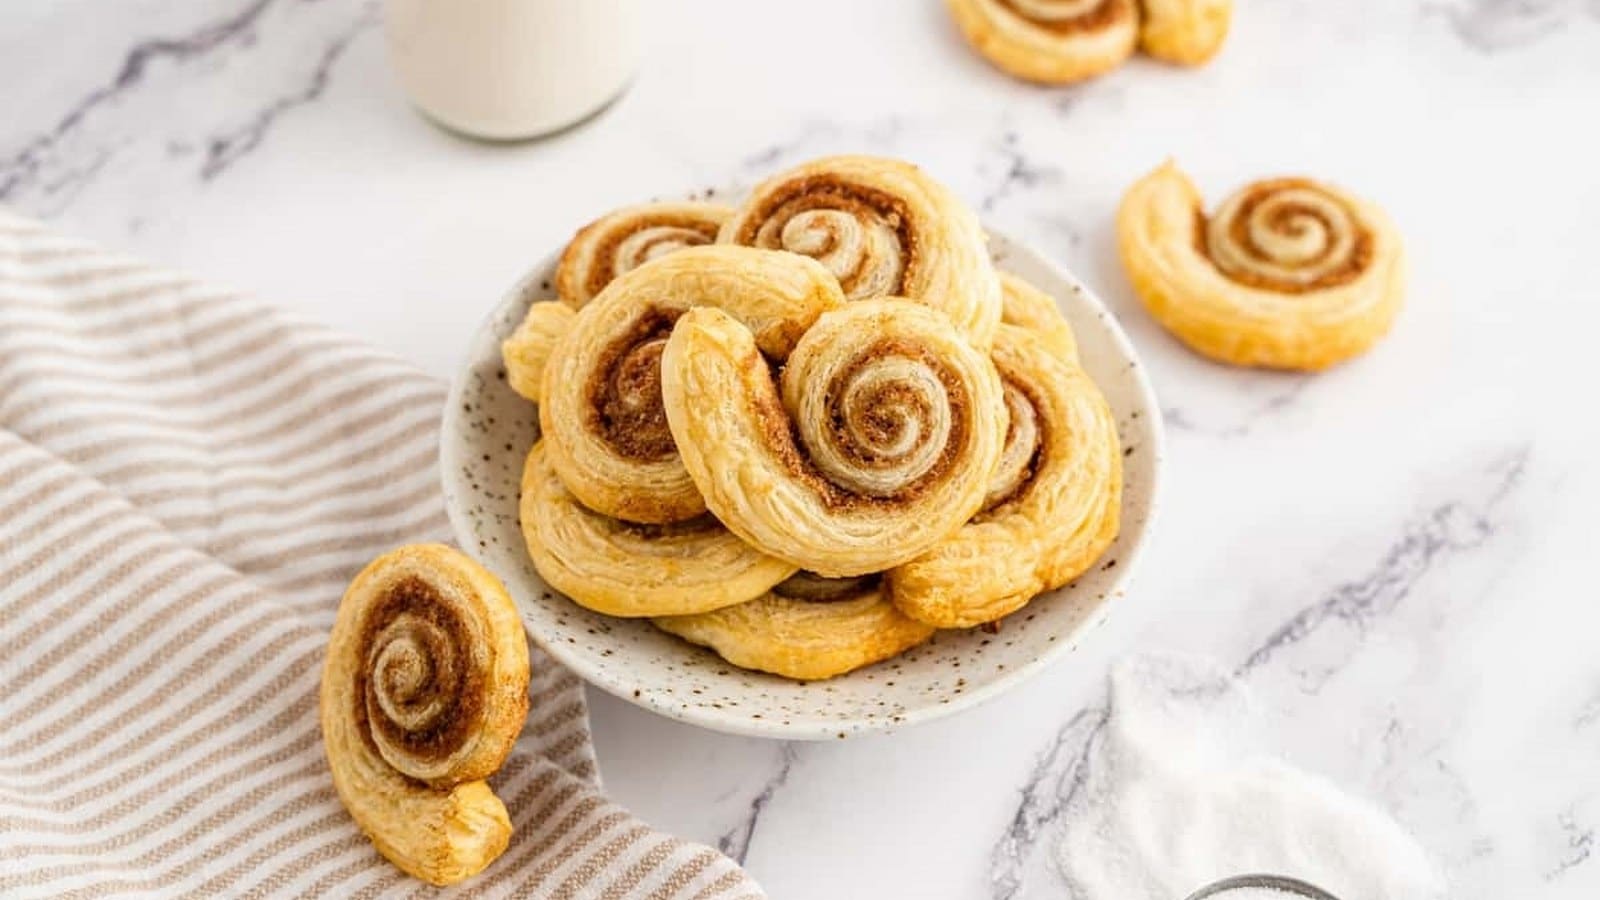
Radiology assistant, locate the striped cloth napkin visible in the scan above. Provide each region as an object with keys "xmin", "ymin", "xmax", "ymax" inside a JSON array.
[{"xmin": 0, "ymin": 211, "xmax": 762, "ymax": 900}]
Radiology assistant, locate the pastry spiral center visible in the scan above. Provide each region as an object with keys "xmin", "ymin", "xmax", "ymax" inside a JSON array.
[
  {"xmin": 372, "ymin": 614, "xmax": 453, "ymax": 733},
  {"xmin": 984, "ymin": 379, "xmax": 1042, "ymax": 510},
  {"xmin": 360, "ymin": 577, "xmax": 485, "ymax": 781},
  {"xmin": 805, "ymin": 343, "xmax": 956, "ymax": 499},
  {"xmin": 1205, "ymin": 179, "xmax": 1371, "ymax": 292},
  {"xmin": 587, "ymin": 310, "xmax": 680, "ymax": 461},
  {"xmin": 587, "ymin": 217, "xmax": 719, "ymax": 297},
  {"xmin": 741, "ymin": 181, "xmax": 911, "ymax": 301}
]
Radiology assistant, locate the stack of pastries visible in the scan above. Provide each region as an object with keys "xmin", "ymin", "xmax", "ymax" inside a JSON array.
[{"xmin": 503, "ymin": 155, "xmax": 1122, "ymax": 681}]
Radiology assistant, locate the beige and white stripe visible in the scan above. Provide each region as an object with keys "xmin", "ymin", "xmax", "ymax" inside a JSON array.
[{"xmin": 0, "ymin": 211, "xmax": 764, "ymax": 900}]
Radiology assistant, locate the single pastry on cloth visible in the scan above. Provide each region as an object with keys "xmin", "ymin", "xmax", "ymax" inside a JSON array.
[
  {"xmin": 554, "ymin": 201, "xmax": 733, "ymax": 308},
  {"xmin": 661, "ymin": 298, "xmax": 1007, "ymax": 577},
  {"xmin": 520, "ymin": 440, "xmax": 796, "ymax": 616},
  {"xmin": 718, "ymin": 154, "xmax": 1002, "ymax": 348},
  {"xmin": 320, "ymin": 544, "xmax": 529, "ymax": 885},
  {"xmin": 653, "ymin": 572, "xmax": 935, "ymax": 681},
  {"xmin": 999, "ymin": 270, "xmax": 1078, "ymax": 362},
  {"xmin": 945, "ymin": 0, "xmax": 1230, "ymax": 84},
  {"xmin": 541, "ymin": 245, "xmax": 846, "ymax": 523},
  {"xmin": 888, "ymin": 324, "xmax": 1121, "ymax": 628},
  {"xmin": 1118, "ymin": 161, "xmax": 1405, "ymax": 371}
]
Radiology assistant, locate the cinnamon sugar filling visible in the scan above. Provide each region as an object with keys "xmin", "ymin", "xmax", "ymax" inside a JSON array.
[
  {"xmin": 983, "ymin": 374, "xmax": 1046, "ymax": 512},
  {"xmin": 583, "ymin": 215, "xmax": 720, "ymax": 297},
  {"xmin": 734, "ymin": 176, "xmax": 917, "ymax": 294},
  {"xmin": 747, "ymin": 338, "xmax": 971, "ymax": 510},
  {"xmin": 1198, "ymin": 179, "xmax": 1373, "ymax": 293},
  {"xmin": 585, "ymin": 308, "xmax": 681, "ymax": 462},
  {"xmin": 356, "ymin": 576, "xmax": 482, "ymax": 771}
]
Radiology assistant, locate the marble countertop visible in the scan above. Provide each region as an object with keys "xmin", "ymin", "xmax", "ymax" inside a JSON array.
[{"xmin": 5, "ymin": 1, "xmax": 1599, "ymax": 896}]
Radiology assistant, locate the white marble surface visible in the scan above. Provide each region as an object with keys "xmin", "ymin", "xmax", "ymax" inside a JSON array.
[{"xmin": 4, "ymin": 1, "xmax": 1599, "ymax": 896}]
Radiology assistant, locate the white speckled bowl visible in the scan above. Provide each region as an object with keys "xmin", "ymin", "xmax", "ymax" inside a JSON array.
[{"xmin": 441, "ymin": 207, "xmax": 1163, "ymax": 740}]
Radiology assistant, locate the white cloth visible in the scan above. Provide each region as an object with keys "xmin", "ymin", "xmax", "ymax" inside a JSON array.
[
  {"xmin": 0, "ymin": 211, "xmax": 763, "ymax": 900},
  {"xmin": 1056, "ymin": 655, "xmax": 1449, "ymax": 900}
]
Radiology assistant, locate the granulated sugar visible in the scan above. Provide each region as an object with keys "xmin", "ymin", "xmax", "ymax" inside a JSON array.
[{"xmin": 1052, "ymin": 655, "xmax": 1449, "ymax": 900}]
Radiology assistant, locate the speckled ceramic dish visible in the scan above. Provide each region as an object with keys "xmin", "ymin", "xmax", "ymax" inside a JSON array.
[{"xmin": 441, "ymin": 206, "xmax": 1163, "ymax": 740}]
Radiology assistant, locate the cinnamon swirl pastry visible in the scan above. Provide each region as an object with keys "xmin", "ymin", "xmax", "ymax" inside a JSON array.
[
  {"xmin": 555, "ymin": 201, "xmax": 733, "ymax": 308},
  {"xmin": 999, "ymin": 271, "xmax": 1078, "ymax": 363},
  {"xmin": 1118, "ymin": 161, "xmax": 1405, "ymax": 370},
  {"xmin": 541, "ymin": 245, "xmax": 846, "ymax": 523},
  {"xmin": 502, "ymin": 301, "xmax": 574, "ymax": 404},
  {"xmin": 661, "ymin": 298, "xmax": 1007, "ymax": 577},
  {"xmin": 653, "ymin": 573, "xmax": 935, "ymax": 681},
  {"xmin": 1139, "ymin": 0, "xmax": 1232, "ymax": 65},
  {"xmin": 320, "ymin": 545, "xmax": 529, "ymax": 885},
  {"xmin": 945, "ymin": 0, "xmax": 1139, "ymax": 84},
  {"xmin": 520, "ymin": 440, "xmax": 796, "ymax": 617},
  {"xmin": 719, "ymin": 155, "xmax": 1002, "ymax": 348},
  {"xmin": 889, "ymin": 325, "xmax": 1120, "ymax": 628}
]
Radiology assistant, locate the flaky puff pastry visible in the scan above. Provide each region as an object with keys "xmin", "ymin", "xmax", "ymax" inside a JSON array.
[
  {"xmin": 1139, "ymin": 0, "xmax": 1232, "ymax": 65},
  {"xmin": 320, "ymin": 545, "xmax": 529, "ymax": 885},
  {"xmin": 653, "ymin": 573, "xmax": 935, "ymax": 681},
  {"xmin": 555, "ymin": 201, "xmax": 734, "ymax": 308},
  {"xmin": 889, "ymin": 326, "xmax": 1120, "ymax": 628},
  {"xmin": 520, "ymin": 440, "xmax": 796, "ymax": 617},
  {"xmin": 999, "ymin": 271, "xmax": 1078, "ymax": 363},
  {"xmin": 502, "ymin": 301, "xmax": 575, "ymax": 404},
  {"xmin": 1118, "ymin": 161, "xmax": 1406, "ymax": 371},
  {"xmin": 661, "ymin": 299, "xmax": 1006, "ymax": 578},
  {"xmin": 719, "ymin": 155, "xmax": 1002, "ymax": 348},
  {"xmin": 541, "ymin": 245, "xmax": 846, "ymax": 524},
  {"xmin": 945, "ymin": 0, "xmax": 1139, "ymax": 85}
]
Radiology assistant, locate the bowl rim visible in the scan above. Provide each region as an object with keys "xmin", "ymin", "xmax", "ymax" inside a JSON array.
[{"xmin": 441, "ymin": 227, "xmax": 1165, "ymax": 740}]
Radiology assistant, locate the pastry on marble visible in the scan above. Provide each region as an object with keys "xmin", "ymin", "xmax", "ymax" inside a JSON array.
[
  {"xmin": 555, "ymin": 201, "xmax": 734, "ymax": 308},
  {"xmin": 502, "ymin": 301, "xmax": 575, "ymax": 403},
  {"xmin": 541, "ymin": 245, "xmax": 846, "ymax": 524},
  {"xmin": 519, "ymin": 440, "xmax": 796, "ymax": 617},
  {"xmin": 1138, "ymin": 0, "xmax": 1232, "ymax": 64},
  {"xmin": 945, "ymin": 0, "xmax": 1139, "ymax": 85},
  {"xmin": 320, "ymin": 544, "xmax": 529, "ymax": 886},
  {"xmin": 653, "ymin": 572, "xmax": 935, "ymax": 681},
  {"xmin": 660, "ymin": 298, "xmax": 1007, "ymax": 577},
  {"xmin": 1117, "ymin": 161, "xmax": 1405, "ymax": 371},
  {"xmin": 999, "ymin": 270, "xmax": 1078, "ymax": 363},
  {"xmin": 889, "ymin": 324, "xmax": 1120, "ymax": 628},
  {"xmin": 718, "ymin": 154, "xmax": 1002, "ymax": 348}
]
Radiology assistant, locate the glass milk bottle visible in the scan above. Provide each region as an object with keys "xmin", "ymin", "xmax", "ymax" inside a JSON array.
[{"xmin": 385, "ymin": 0, "xmax": 641, "ymax": 140}]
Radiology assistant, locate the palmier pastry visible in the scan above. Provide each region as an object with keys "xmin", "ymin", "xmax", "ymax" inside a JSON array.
[
  {"xmin": 541, "ymin": 245, "xmax": 846, "ymax": 523},
  {"xmin": 554, "ymin": 201, "xmax": 733, "ymax": 308},
  {"xmin": 945, "ymin": 0, "xmax": 1139, "ymax": 84},
  {"xmin": 320, "ymin": 544, "xmax": 529, "ymax": 885},
  {"xmin": 1139, "ymin": 0, "xmax": 1232, "ymax": 65},
  {"xmin": 946, "ymin": 0, "xmax": 1230, "ymax": 82},
  {"xmin": 661, "ymin": 298, "xmax": 1007, "ymax": 577},
  {"xmin": 718, "ymin": 155, "xmax": 1002, "ymax": 348},
  {"xmin": 653, "ymin": 573, "xmax": 935, "ymax": 681},
  {"xmin": 999, "ymin": 271, "xmax": 1077, "ymax": 363},
  {"xmin": 889, "ymin": 325, "xmax": 1120, "ymax": 628},
  {"xmin": 502, "ymin": 301, "xmax": 575, "ymax": 404},
  {"xmin": 1118, "ymin": 161, "xmax": 1405, "ymax": 370},
  {"xmin": 520, "ymin": 440, "xmax": 796, "ymax": 617}
]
